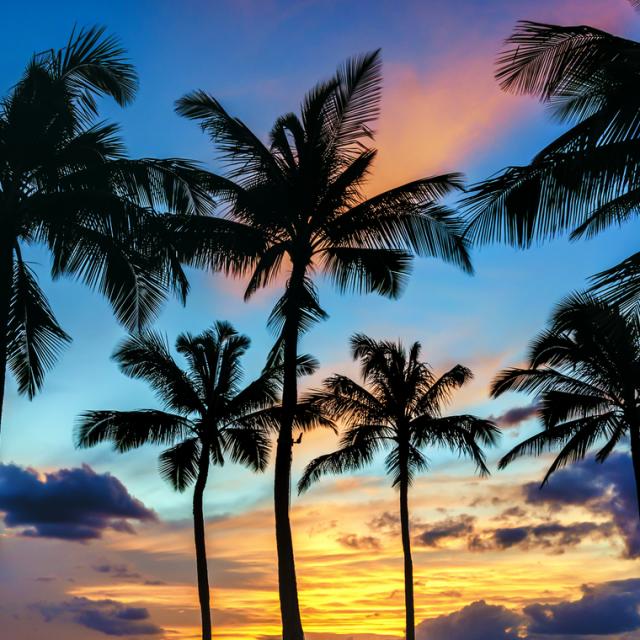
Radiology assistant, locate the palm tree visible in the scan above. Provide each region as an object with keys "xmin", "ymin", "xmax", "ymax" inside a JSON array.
[
  {"xmin": 464, "ymin": 9, "xmax": 640, "ymax": 309},
  {"xmin": 0, "ymin": 26, "xmax": 211, "ymax": 434},
  {"xmin": 493, "ymin": 293, "xmax": 640, "ymax": 519},
  {"xmin": 298, "ymin": 334, "xmax": 499, "ymax": 640},
  {"xmin": 75, "ymin": 322, "xmax": 281, "ymax": 640},
  {"xmin": 174, "ymin": 50, "xmax": 473, "ymax": 639}
]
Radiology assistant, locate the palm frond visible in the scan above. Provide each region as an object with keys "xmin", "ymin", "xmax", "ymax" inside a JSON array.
[
  {"xmin": 326, "ymin": 49, "xmax": 382, "ymax": 157},
  {"xmin": 49, "ymin": 212, "xmax": 174, "ymax": 332},
  {"xmin": 7, "ymin": 256, "xmax": 71, "ymax": 398},
  {"xmin": 540, "ymin": 389, "xmax": 615, "ymax": 428},
  {"xmin": 326, "ymin": 175, "xmax": 471, "ymax": 272},
  {"xmin": 113, "ymin": 331, "xmax": 203, "ymax": 414},
  {"xmin": 385, "ymin": 444, "xmax": 429, "ymax": 487},
  {"xmin": 169, "ymin": 213, "xmax": 266, "ymax": 276},
  {"xmin": 410, "ymin": 415, "xmax": 499, "ymax": 476},
  {"xmin": 321, "ymin": 247, "xmax": 412, "ymax": 298},
  {"xmin": 298, "ymin": 435, "xmax": 382, "ymax": 494},
  {"xmin": 267, "ymin": 276, "xmax": 328, "ymax": 336},
  {"xmin": 158, "ymin": 438, "xmax": 201, "ymax": 491},
  {"xmin": 496, "ymin": 21, "xmax": 639, "ymax": 99},
  {"xmin": 540, "ymin": 413, "xmax": 618, "ymax": 485},
  {"xmin": 45, "ymin": 25, "xmax": 138, "ymax": 117},
  {"xmin": 293, "ymin": 401, "xmax": 338, "ymax": 433},
  {"xmin": 221, "ymin": 426, "xmax": 271, "ymax": 472},
  {"xmin": 591, "ymin": 251, "xmax": 640, "ymax": 312},
  {"xmin": 305, "ymin": 374, "xmax": 387, "ymax": 426},
  {"xmin": 498, "ymin": 413, "xmax": 614, "ymax": 471},
  {"xmin": 415, "ymin": 364, "xmax": 472, "ymax": 415},
  {"xmin": 75, "ymin": 409, "xmax": 194, "ymax": 452},
  {"xmin": 175, "ymin": 90, "xmax": 282, "ymax": 184}
]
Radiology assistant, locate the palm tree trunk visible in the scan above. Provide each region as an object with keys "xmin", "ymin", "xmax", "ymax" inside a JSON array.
[
  {"xmin": 193, "ymin": 446, "xmax": 212, "ymax": 640},
  {"xmin": 399, "ymin": 464, "xmax": 415, "ymax": 640},
  {"xmin": 630, "ymin": 425, "xmax": 640, "ymax": 521},
  {"xmin": 274, "ymin": 271, "xmax": 305, "ymax": 640},
  {"xmin": 0, "ymin": 240, "xmax": 13, "ymax": 436}
]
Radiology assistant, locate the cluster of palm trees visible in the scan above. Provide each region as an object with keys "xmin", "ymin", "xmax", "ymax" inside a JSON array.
[{"xmin": 4, "ymin": 7, "xmax": 640, "ymax": 639}]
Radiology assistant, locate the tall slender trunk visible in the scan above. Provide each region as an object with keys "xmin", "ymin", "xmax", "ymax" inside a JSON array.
[
  {"xmin": 629, "ymin": 424, "xmax": 640, "ymax": 522},
  {"xmin": 193, "ymin": 445, "xmax": 212, "ymax": 640},
  {"xmin": 0, "ymin": 239, "xmax": 13, "ymax": 437},
  {"xmin": 274, "ymin": 267, "xmax": 305, "ymax": 640},
  {"xmin": 399, "ymin": 455, "xmax": 415, "ymax": 640}
]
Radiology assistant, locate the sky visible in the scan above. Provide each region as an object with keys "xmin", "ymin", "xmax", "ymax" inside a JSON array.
[{"xmin": 1, "ymin": 0, "xmax": 640, "ymax": 639}]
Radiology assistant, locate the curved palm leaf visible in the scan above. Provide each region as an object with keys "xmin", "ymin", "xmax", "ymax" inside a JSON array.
[
  {"xmin": 494, "ymin": 295, "xmax": 638, "ymax": 491},
  {"xmin": 75, "ymin": 409, "xmax": 193, "ymax": 452},
  {"xmin": 7, "ymin": 255, "xmax": 70, "ymax": 398},
  {"xmin": 159, "ymin": 438, "xmax": 201, "ymax": 491}
]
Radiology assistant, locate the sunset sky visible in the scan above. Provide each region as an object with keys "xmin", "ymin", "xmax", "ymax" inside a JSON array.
[{"xmin": 2, "ymin": 1, "xmax": 640, "ymax": 639}]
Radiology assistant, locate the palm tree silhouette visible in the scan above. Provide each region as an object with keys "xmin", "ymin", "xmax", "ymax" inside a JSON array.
[
  {"xmin": 298, "ymin": 334, "xmax": 499, "ymax": 640},
  {"xmin": 0, "ymin": 26, "xmax": 210, "ymax": 434},
  {"xmin": 493, "ymin": 293, "xmax": 640, "ymax": 518},
  {"xmin": 464, "ymin": 12, "xmax": 640, "ymax": 309},
  {"xmin": 76, "ymin": 322, "xmax": 281, "ymax": 640},
  {"xmin": 175, "ymin": 50, "xmax": 472, "ymax": 639}
]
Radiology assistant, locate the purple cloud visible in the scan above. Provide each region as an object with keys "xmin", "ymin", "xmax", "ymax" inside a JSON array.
[
  {"xmin": 492, "ymin": 521, "xmax": 613, "ymax": 551},
  {"xmin": 415, "ymin": 515, "xmax": 475, "ymax": 547},
  {"xmin": 524, "ymin": 453, "xmax": 640, "ymax": 558},
  {"xmin": 0, "ymin": 463, "xmax": 156, "ymax": 542},
  {"xmin": 337, "ymin": 534, "xmax": 382, "ymax": 550},
  {"xmin": 416, "ymin": 600, "xmax": 521, "ymax": 640},
  {"xmin": 415, "ymin": 579, "xmax": 640, "ymax": 639},
  {"xmin": 525, "ymin": 578, "xmax": 640, "ymax": 636},
  {"xmin": 489, "ymin": 403, "xmax": 540, "ymax": 428},
  {"xmin": 36, "ymin": 597, "xmax": 163, "ymax": 636}
]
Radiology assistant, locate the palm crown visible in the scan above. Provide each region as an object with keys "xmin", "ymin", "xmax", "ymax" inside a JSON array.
[
  {"xmin": 464, "ymin": 18, "xmax": 640, "ymax": 309},
  {"xmin": 2, "ymin": 26, "xmax": 211, "ymax": 402},
  {"xmin": 175, "ymin": 49, "xmax": 472, "ymax": 337},
  {"xmin": 299, "ymin": 334, "xmax": 499, "ymax": 492},
  {"xmin": 75, "ymin": 322, "xmax": 278, "ymax": 484},
  {"xmin": 494, "ymin": 293, "xmax": 640, "ymax": 487}
]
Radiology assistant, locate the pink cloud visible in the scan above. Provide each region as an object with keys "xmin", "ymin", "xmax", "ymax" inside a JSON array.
[{"xmin": 370, "ymin": 55, "xmax": 528, "ymax": 193}]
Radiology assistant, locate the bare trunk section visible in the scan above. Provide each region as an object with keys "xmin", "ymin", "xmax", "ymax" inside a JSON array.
[
  {"xmin": 274, "ymin": 266, "xmax": 305, "ymax": 640},
  {"xmin": 398, "ymin": 434, "xmax": 415, "ymax": 640},
  {"xmin": 193, "ymin": 445, "xmax": 212, "ymax": 640}
]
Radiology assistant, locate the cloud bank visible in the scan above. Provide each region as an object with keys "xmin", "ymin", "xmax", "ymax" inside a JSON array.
[{"xmin": 0, "ymin": 463, "xmax": 156, "ymax": 541}]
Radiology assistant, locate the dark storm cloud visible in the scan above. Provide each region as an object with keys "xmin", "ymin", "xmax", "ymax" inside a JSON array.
[
  {"xmin": 524, "ymin": 453, "xmax": 640, "ymax": 558},
  {"xmin": 415, "ymin": 579, "xmax": 640, "ymax": 639},
  {"xmin": 416, "ymin": 600, "xmax": 521, "ymax": 640},
  {"xmin": 414, "ymin": 515, "xmax": 475, "ymax": 547},
  {"xmin": 0, "ymin": 463, "xmax": 156, "ymax": 541},
  {"xmin": 489, "ymin": 403, "xmax": 540, "ymax": 427},
  {"xmin": 36, "ymin": 597, "xmax": 163, "ymax": 636},
  {"xmin": 525, "ymin": 579, "xmax": 640, "ymax": 636},
  {"xmin": 337, "ymin": 534, "xmax": 382, "ymax": 550},
  {"xmin": 492, "ymin": 521, "xmax": 613, "ymax": 551}
]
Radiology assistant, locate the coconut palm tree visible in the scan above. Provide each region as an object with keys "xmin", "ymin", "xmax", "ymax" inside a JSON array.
[
  {"xmin": 493, "ymin": 293, "xmax": 640, "ymax": 518},
  {"xmin": 298, "ymin": 334, "xmax": 499, "ymax": 640},
  {"xmin": 75, "ymin": 322, "xmax": 281, "ymax": 640},
  {"xmin": 464, "ymin": 11, "xmax": 640, "ymax": 309},
  {"xmin": 0, "ymin": 26, "xmax": 211, "ymax": 434},
  {"xmin": 174, "ymin": 50, "xmax": 472, "ymax": 639}
]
